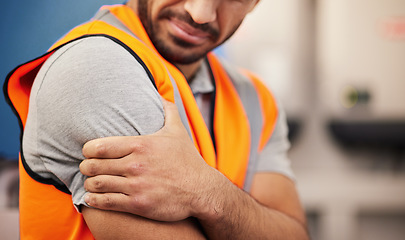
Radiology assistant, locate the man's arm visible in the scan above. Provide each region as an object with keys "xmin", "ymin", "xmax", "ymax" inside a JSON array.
[
  {"xmin": 26, "ymin": 36, "xmax": 207, "ymax": 239},
  {"xmin": 81, "ymin": 100, "xmax": 309, "ymax": 239},
  {"xmin": 195, "ymin": 106, "xmax": 308, "ymax": 239},
  {"xmin": 197, "ymin": 172, "xmax": 308, "ymax": 239},
  {"xmin": 82, "ymin": 208, "xmax": 205, "ymax": 240}
]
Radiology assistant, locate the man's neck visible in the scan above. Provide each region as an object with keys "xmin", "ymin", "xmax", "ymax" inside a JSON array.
[
  {"xmin": 126, "ymin": 0, "xmax": 137, "ymax": 12},
  {"xmin": 175, "ymin": 60, "xmax": 204, "ymax": 82}
]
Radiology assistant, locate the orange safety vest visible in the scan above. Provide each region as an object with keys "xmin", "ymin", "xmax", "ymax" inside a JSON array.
[{"xmin": 4, "ymin": 4, "xmax": 278, "ymax": 239}]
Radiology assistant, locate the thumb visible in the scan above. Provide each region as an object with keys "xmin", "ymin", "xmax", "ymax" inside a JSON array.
[{"xmin": 160, "ymin": 98, "xmax": 185, "ymax": 132}]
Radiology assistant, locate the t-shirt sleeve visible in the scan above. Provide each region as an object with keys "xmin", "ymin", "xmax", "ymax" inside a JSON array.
[
  {"xmin": 254, "ymin": 103, "xmax": 295, "ymax": 181},
  {"xmin": 22, "ymin": 36, "xmax": 165, "ymax": 211}
]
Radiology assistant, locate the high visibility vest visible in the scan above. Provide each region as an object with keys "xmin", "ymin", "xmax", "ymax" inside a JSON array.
[{"xmin": 4, "ymin": 4, "xmax": 278, "ymax": 239}]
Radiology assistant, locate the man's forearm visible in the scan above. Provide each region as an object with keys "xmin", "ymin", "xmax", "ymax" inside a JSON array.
[
  {"xmin": 194, "ymin": 173, "xmax": 309, "ymax": 240},
  {"xmin": 80, "ymin": 101, "xmax": 308, "ymax": 239},
  {"xmin": 82, "ymin": 207, "xmax": 207, "ymax": 240}
]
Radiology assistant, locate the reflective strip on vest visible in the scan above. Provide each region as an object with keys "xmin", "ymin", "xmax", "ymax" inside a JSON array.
[{"xmin": 219, "ymin": 60, "xmax": 264, "ymax": 191}]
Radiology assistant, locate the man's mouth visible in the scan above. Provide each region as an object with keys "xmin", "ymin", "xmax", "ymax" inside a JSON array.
[{"xmin": 167, "ymin": 17, "xmax": 212, "ymax": 46}]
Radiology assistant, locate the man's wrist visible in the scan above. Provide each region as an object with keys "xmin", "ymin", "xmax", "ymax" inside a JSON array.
[{"xmin": 189, "ymin": 167, "xmax": 239, "ymax": 227}]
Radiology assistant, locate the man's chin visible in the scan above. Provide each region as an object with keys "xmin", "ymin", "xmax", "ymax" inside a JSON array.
[
  {"xmin": 162, "ymin": 53, "xmax": 203, "ymax": 65},
  {"xmin": 159, "ymin": 46, "xmax": 208, "ymax": 64},
  {"xmin": 152, "ymin": 36, "xmax": 212, "ymax": 64}
]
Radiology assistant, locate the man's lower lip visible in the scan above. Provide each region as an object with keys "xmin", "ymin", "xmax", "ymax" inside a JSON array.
[{"xmin": 167, "ymin": 20, "xmax": 208, "ymax": 45}]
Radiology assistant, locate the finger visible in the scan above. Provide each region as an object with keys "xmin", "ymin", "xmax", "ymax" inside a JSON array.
[
  {"xmin": 84, "ymin": 192, "xmax": 132, "ymax": 213},
  {"xmin": 85, "ymin": 192, "xmax": 150, "ymax": 215},
  {"xmin": 84, "ymin": 175, "xmax": 129, "ymax": 194},
  {"xmin": 80, "ymin": 158, "xmax": 129, "ymax": 177},
  {"xmin": 82, "ymin": 136, "xmax": 138, "ymax": 159},
  {"xmin": 161, "ymin": 98, "xmax": 184, "ymax": 129}
]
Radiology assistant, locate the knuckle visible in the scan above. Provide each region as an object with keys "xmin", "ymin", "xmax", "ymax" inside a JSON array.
[
  {"xmin": 93, "ymin": 142, "xmax": 107, "ymax": 156},
  {"xmin": 102, "ymin": 195, "xmax": 116, "ymax": 208},
  {"xmin": 128, "ymin": 178, "xmax": 141, "ymax": 190},
  {"xmin": 129, "ymin": 195, "xmax": 149, "ymax": 211},
  {"xmin": 129, "ymin": 176, "xmax": 150, "ymax": 191},
  {"xmin": 92, "ymin": 178, "xmax": 104, "ymax": 192},
  {"xmin": 129, "ymin": 140, "xmax": 148, "ymax": 154},
  {"xmin": 85, "ymin": 161, "xmax": 99, "ymax": 176},
  {"xmin": 127, "ymin": 162, "xmax": 145, "ymax": 176}
]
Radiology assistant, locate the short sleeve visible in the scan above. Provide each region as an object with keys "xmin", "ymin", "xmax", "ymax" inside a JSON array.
[
  {"xmin": 254, "ymin": 105, "xmax": 295, "ymax": 181},
  {"xmin": 22, "ymin": 36, "xmax": 165, "ymax": 211}
]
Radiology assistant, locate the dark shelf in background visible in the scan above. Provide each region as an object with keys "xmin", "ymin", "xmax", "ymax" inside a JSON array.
[
  {"xmin": 328, "ymin": 120, "xmax": 405, "ymax": 149},
  {"xmin": 287, "ymin": 118, "xmax": 302, "ymax": 143}
]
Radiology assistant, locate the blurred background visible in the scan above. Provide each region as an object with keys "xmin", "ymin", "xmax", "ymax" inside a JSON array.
[{"xmin": 1, "ymin": 0, "xmax": 404, "ymax": 239}]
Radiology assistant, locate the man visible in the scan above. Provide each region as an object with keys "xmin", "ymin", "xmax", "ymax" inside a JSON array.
[{"xmin": 5, "ymin": 0, "xmax": 309, "ymax": 239}]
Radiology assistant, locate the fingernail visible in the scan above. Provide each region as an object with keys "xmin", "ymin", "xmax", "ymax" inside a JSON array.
[{"xmin": 85, "ymin": 194, "xmax": 91, "ymax": 205}]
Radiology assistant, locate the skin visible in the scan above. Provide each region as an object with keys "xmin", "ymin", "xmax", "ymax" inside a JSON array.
[
  {"xmin": 82, "ymin": 101, "xmax": 207, "ymax": 240},
  {"xmin": 81, "ymin": 100, "xmax": 308, "ymax": 239},
  {"xmin": 130, "ymin": 0, "xmax": 258, "ymax": 79},
  {"xmin": 80, "ymin": 0, "xmax": 310, "ymax": 239}
]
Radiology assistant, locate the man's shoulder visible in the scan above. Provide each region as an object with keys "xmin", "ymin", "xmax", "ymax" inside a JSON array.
[
  {"xmin": 50, "ymin": 36, "xmax": 136, "ymax": 66},
  {"xmin": 35, "ymin": 35, "xmax": 153, "ymax": 92}
]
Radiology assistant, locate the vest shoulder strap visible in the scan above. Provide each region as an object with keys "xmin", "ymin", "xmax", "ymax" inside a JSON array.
[
  {"xmin": 214, "ymin": 57, "xmax": 279, "ymax": 190},
  {"xmin": 218, "ymin": 58, "xmax": 279, "ymax": 151}
]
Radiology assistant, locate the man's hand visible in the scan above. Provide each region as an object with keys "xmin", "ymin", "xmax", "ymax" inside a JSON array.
[
  {"xmin": 80, "ymin": 99, "xmax": 309, "ymax": 239},
  {"xmin": 80, "ymin": 99, "xmax": 218, "ymax": 222}
]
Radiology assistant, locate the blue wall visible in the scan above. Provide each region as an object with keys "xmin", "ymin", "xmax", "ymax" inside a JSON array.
[{"xmin": 0, "ymin": 0, "xmax": 121, "ymax": 159}]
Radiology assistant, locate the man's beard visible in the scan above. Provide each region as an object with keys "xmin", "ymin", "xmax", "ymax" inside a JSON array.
[{"xmin": 137, "ymin": 0, "xmax": 236, "ymax": 64}]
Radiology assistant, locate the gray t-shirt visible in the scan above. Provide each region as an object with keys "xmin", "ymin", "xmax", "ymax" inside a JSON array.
[{"xmin": 22, "ymin": 36, "xmax": 293, "ymax": 211}]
